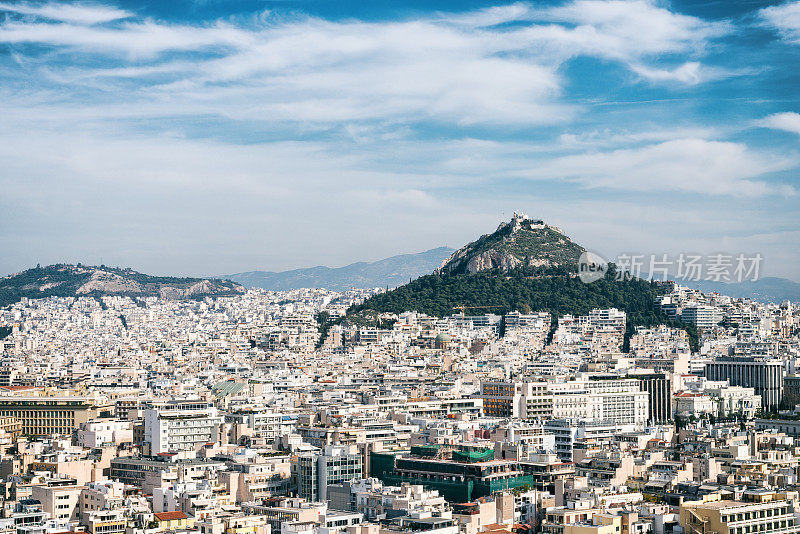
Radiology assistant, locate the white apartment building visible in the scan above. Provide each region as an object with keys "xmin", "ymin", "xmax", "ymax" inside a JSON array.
[
  {"xmin": 482, "ymin": 378, "xmax": 648, "ymax": 427},
  {"xmin": 544, "ymin": 419, "xmax": 626, "ymax": 462},
  {"xmin": 682, "ymin": 305, "xmax": 724, "ymax": 329},
  {"xmin": 76, "ymin": 419, "xmax": 133, "ymax": 448},
  {"xmin": 588, "ymin": 308, "xmax": 627, "ymax": 334},
  {"xmin": 584, "ymin": 379, "xmax": 649, "ymax": 426},
  {"xmin": 144, "ymin": 400, "xmax": 223, "ymax": 455},
  {"xmin": 548, "ymin": 379, "xmax": 649, "ymax": 427}
]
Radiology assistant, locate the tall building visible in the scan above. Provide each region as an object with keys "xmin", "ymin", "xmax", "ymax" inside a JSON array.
[
  {"xmin": 297, "ymin": 445, "xmax": 363, "ymax": 502},
  {"xmin": 143, "ymin": 400, "xmax": 222, "ymax": 455},
  {"xmin": 782, "ymin": 375, "xmax": 800, "ymax": 408},
  {"xmin": 482, "ymin": 378, "xmax": 648, "ymax": 426},
  {"xmin": 481, "ymin": 380, "xmax": 552, "ymax": 420},
  {"xmin": 705, "ymin": 358, "xmax": 784, "ymax": 410},
  {"xmin": 480, "ymin": 380, "xmax": 522, "ymax": 418},
  {"xmin": 635, "ymin": 373, "xmax": 673, "ymax": 424}
]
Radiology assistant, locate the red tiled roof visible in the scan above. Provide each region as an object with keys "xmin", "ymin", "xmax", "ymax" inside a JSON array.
[{"xmin": 154, "ymin": 512, "xmax": 188, "ymax": 521}]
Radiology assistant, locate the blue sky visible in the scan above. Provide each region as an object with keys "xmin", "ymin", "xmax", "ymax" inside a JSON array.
[{"xmin": 0, "ymin": 0, "xmax": 798, "ymax": 279}]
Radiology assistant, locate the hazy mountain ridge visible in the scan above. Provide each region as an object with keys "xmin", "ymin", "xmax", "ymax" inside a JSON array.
[
  {"xmin": 219, "ymin": 247, "xmax": 454, "ymax": 291},
  {"xmin": 222, "ymin": 247, "xmax": 453, "ymax": 291},
  {"xmin": 0, "ymin": 264, "xmax": 244, "ymax": 308}
]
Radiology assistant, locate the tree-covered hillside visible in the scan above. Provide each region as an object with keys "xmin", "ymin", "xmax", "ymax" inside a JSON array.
[{"xmin": 350, "ymin": 266, "xmax": 698, "ymax": 350}]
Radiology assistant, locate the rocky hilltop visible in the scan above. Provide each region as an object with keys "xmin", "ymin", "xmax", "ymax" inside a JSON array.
[
  {"xmin": 0, "ymin": 264, "xmax": 244, "ymax": 307},
  {"xmin": 437, "ymin": 212, "xmax": 584, "ymax": 275}
]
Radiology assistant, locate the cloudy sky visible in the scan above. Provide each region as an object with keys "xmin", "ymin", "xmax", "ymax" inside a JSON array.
[{"xmin": 1, "ymin": 0, "xmax": 799, "ymax": 279}]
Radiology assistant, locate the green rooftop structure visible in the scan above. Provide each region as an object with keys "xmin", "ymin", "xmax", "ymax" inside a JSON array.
[{"xmin": 370, "ymin": 445, "xmax": 533, "ymax": 502}]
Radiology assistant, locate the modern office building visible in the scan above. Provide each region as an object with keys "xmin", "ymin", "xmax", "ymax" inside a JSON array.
[
  {"xmin": 0, "ymin": 396, "xmax": 111, "ymax": 437},
  {"xmin": 782, "ymin": 375, "xmax": 800, "ymax": 409},
  {"xmin": 480, "ymin": 380, "xmax": 552, "ymax": 419},
  {"xmin": 635, "ymin": 373, "xmax": 673, "ymax": 424},
  {"xmin": 548, "ymin": 379, "xmax": 649, "ymax": 427},
  {"xmin": 705, "ymin": 358, "xmax": 784, "ymax": 410},
  {"xmin": 370, "ymin": 445, "xmax": 533, "ymax": 503},
  {"xmin": 481, "ymin": 380, "xmax": 523, "ymax": 418},
  {"xmin": 297, "ymin": 445, "xmax": 363, "ymax": 502},
  {"xmin": 482, "ymin": 378, "xmax": 648, "ymax": 426}
]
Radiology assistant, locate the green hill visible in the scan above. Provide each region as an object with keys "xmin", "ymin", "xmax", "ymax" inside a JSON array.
[{"xmin": 349, "ymin": 213, "xmax": 698, "ymax": 350}]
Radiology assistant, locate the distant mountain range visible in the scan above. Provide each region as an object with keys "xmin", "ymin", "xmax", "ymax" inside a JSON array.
[
  {"xmin": 217, "ymin": 230, "xmax": 800, "ymax": 302},
  {"xmin": 0, "ymin": 264, "xmax": 243, "ymax": 308},
  {"xmin": 218, "ymin": 247, "xmax": 454, "ymax": 291},
  {"xmin": 3, "ymin": 244, "xmax": 798, "ymax": 309}
]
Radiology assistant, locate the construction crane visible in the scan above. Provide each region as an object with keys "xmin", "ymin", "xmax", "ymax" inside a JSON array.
[{"xmin": 452, "ymin": 305, "xmax": 504, "ymax": 317}]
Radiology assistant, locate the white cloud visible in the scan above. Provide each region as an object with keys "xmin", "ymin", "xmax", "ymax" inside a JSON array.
[
  {"xmin": 629, "ymin": 62, "xmax": 705, "ymax": 84},
  {"xmin": 0, "ymin": 2, "xmax": 131, "ymax": 25},
  {"xmin": 0, "ymin": 126, "xmax": 797, "ymax": 278},
  {"xmin": 353, "ymin": 189, "xmax": 440, "ymax": 209},
  {"xmin": 760, "ymin": 1, "xmax": 800, "ymax": 44},
  {"xmin": 0, "ymin": 20, "xmax": 255, "ymax": 57},
  {"xmin": 0, "ymin": 2, "xmax": 795, "ymax": 278},
  {"xmin": 557, "ymin": 126, "xmax": 721, "ymax": 148},
  {"xmin": 525, "ymin": 138, "xmax": 797, "ymax": 196},
  {"xmin": 757, "ymin": 112, "xmax": 800, "ymax": 135},
  {"xmin": 0, "ymin": 128, "xmax": 463, "ymax": 274},
  {"xmin": 441, "ymin": 2, "xmax": 532, "ymax": 27},
  {"xmin": 0, "ymin": 0, "xmax": 733, "ymax": 127},
  {"xmin": 533, "ymin": 0, "xmax": 729, "ymax": 60},
  {"xmin": 628, "ymin": 62, "xmax": 750, "ymax": 85}
]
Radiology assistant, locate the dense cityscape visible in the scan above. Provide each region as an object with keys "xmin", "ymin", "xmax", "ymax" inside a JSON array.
[
  {"xmin": 0, "ymin": 212, "xmax": 799, "ymax": 534},
  {"xmin": 2, "ymin": 1, "xmax": 799, "ymax": 534}
]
